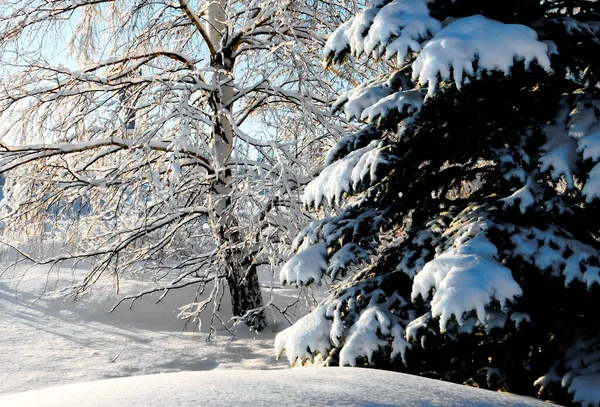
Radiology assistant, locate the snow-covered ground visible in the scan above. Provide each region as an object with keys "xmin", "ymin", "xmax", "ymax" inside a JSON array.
[
  {"xmin": 0, "ymin": 257, "xmax": 556, "ymax": 406},
  {"xmin": 0, "ymin": 259, "xmax": 297, "ymax": 395},
  {"xmin": 0, "ymin": 369, "xmax": 556, "ymax": 407}
]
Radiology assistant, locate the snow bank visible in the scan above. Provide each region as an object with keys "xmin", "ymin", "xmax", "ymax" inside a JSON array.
[
  {"xmin": 0, "ymin": 261, "xmax": 299, "ymax": 395},
  {"xmin": 0, "ymin": 368, "xmax": 556, "ymax": 407}
]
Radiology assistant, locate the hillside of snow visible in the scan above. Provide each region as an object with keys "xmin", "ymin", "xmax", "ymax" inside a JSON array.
[
  {"xmin": 0, "ymin": 254, "xmax": 557, "ymax": 406},
  {"xmin": 0, "ymin": 369, "xmax": 556, "ymax": 407},
  {"xmin": 0, "ymin": 256, "xmax": 305, "ymax": 395}
]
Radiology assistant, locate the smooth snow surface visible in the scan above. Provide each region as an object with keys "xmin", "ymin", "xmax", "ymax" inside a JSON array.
[
  {"xmin": 0, "ymin": 254, "xmax": 566, "ymax": 407},
  {"xmin": 0, "ymin": 368, "xmax": 557, "ymax": 407},
  {"xmin": 0, "ymin": 260, "xmax": 300, "ymax": 396}
]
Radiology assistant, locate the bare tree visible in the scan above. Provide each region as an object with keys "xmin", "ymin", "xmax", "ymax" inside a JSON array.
[{"xmin": 0, "ymin": 0, "xmax": 359, "ymax": 331}]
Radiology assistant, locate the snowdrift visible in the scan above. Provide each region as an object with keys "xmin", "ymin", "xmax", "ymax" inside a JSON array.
[{"xmin": 0, "ymin": 368, "xmax": 556, "ymax": 407}]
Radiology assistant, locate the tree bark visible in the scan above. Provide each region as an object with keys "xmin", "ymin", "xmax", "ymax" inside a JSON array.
[
  {"xmin": 207, "ymin": 0, "xmax": 266, "ymax": 330},
  {"xmin": 226, "ymin": 249, "xmax": 267, "ymax": 330}
]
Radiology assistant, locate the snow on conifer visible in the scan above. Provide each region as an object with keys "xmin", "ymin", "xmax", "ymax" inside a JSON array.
[
  {"xmin": 277, "ymin": 1, "xmax": 600, "ymax": 406},
  {"xmin": 324, "ymin": 0, "xmax": 441, "ymax": 65},
  {"xmin": 304, "ymin": 140, "xmax": 392, "ymax": 208},
  {"xmin": 412, "ymin": 15, "xmax": 552, "ymax": 95},
  {"xmin": 411, "ymin": 232, "xmax": 523, "ymax": 333},
  {"xmin": 279, "ymin": 243, "xmax": 328, "ymax": 286}
]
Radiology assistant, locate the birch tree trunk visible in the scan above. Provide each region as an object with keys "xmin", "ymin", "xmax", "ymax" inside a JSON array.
[{"xmin": 207, "ymin": 0, "xmax": 266, "ymax": 330}]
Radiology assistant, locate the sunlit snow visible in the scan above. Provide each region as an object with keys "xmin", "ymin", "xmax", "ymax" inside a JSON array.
[{"xmin": 413, "ymin": 15, "xmax": 552, "ymax": 95}]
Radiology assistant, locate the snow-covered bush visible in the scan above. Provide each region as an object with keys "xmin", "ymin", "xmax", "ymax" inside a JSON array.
[{"xmin": 276, "ymin": 1, "xmax": 600, "ymax": 405}]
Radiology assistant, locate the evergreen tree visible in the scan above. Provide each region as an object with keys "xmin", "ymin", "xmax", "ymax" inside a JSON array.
[{"xmin": 275, "ymin": 1, "xmax": 600, "ymax": 405}]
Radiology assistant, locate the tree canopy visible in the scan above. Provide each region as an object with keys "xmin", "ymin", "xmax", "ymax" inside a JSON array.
[{"xmin": 0, "ymin": 0, "xmax": 358, "ymax": 331}]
